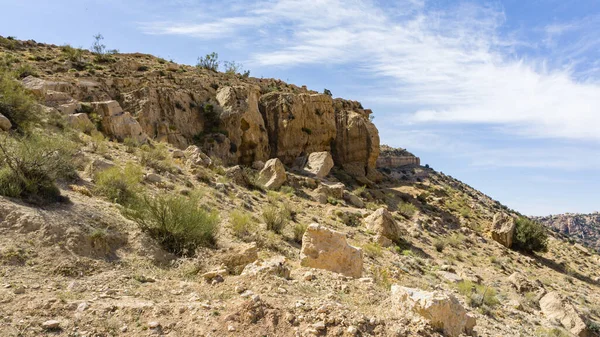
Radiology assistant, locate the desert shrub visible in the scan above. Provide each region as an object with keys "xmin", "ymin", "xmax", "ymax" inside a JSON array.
[
  {"xmin": 197, "ymin": 52, "xmax": 219, "ymax": 72},
  {"xmin": 513, "ymin": 217, "xmax": 548, "ymax": 253},
  {"xmin": 362, "ymin": 242, "xmax": 383, "ymax": 258},
  {"xmin": 0, "ymin": 133, "xmax": 76, "ymax": 204},
  {"xmin": 223, "ymin": 61, "xmax": 244, "ymax": 75},
  {"xmin": 323, "ymin": 88, "xmax": 332, "ymax": 96},
  {"xmin": 140, "ymin": 143, "xmax": 175, "ymax": 173},
  {"xmin": 0, "ymin": 68, "xmax": 40, "ymax": 128},
  {"xmin": 94, "ymin": 162, "xmax": 143, "ymax": 205},
  {"xmin": 124, "ymin": 192, "xmax": 219, "ymax": 256},
  {"xmin": 397, "ymin": 201, "xmax": 418, "ymax": 218},
  {"xmin": 14, "ymin": 64, "xmax": 37, "ymax": 79},
  {"xmin": 61, "ymin": 44, "xmax": 85, "ymax": 63},
  {"xmin": 293, "ymin": 223, "xmax": 308, "ymax": 243},
  {"xmin": 456, "ymin": 280, "xmax": 499, "ymax": 309},
  {"xmin": 279, "ymin": 185, "xmax": 295, "ymax": 196},
  {"xmin": 262, "ymin": 205, "xmax": 289, "ymax": 234},
  {"xmin": 230, "ymin": 210, "xmax": 256, "ymax": 239},
  {"xmin": 433, "ymin": 238, "xmax": 445, "ymax": 252},
  {"xmin": 123, "ymin": 137, "xmax": 139, "ymax": 153},
  {"xmin": 90, "ymin": 34, "xmax": 116, "ymax": 63}
]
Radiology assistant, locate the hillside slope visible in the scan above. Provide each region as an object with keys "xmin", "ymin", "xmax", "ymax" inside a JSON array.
[
  {"xmin": 0, "ymin": 36, "xmax": 599, "ymax": 337},
  {"xmin": 536, "ymin": 213, "xmax": 600, "ymax": 252}
]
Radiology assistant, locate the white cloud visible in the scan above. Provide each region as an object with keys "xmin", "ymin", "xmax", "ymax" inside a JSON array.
[{"xmin": 138, "ymin": 0, "xmax": 600, "ymax": 143}]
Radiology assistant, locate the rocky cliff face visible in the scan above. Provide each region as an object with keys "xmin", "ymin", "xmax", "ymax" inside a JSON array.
[
  {"xmin": 15, "ymin": 43, "xmax": 379, "ymax": 179},
  {"xmin": 536, "ymin": 213, "xmax": 600, "ymax": 251},
  {"xmin": 376, "ymin": 144, "xmax": 420, "ymax": 168}
]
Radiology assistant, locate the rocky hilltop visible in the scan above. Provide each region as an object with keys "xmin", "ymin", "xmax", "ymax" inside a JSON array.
[
  {"xmin": 9, "ymin": 38, "xmax": 379, "ymax": 182},
  {"xmin": 536, "ymin": 213, "xmax": 600, "ymax": 252},
  {"xmin": 0, "ymin": 36, "xmax": 600, "ymax": 337}
]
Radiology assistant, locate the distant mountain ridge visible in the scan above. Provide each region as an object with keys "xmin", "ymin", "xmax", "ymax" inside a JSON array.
[{"xmin": 535, "ymin": 212, "xmax": 600, "ymax": 252}]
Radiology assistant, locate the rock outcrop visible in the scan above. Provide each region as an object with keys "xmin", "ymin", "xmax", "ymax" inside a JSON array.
[
  {"xmin": 303, "ymin": 151, "xmax": 334, "ymax": 178},
  {"xmin": 539, "ymin": 291, "xmax": 590, "ymax": 337},
  {"xmin": 0, "ymin": 113, "xmax": 12, "ymax": 131},
  {"xmin": 364, "ymin": 208, "xmax": 402, "ymax": 244},
  {"xmin": 258, "ymin": 158, "xmax": 287, "ymax": 190},
  {"xmin": 391, "ymin": 285, "xmax": 476, "ymax": 337},
  {"xmin": 300, "ymin": 224, "xmax": 363, "ymax": 278},
  {"xmin": 491, "ymin": 212, "xmax": 516, "ymax": 248},
  {"xmin": 91, "ymin": 100, "xmax": 147, "ymax": 143},
  {"xmin": 377, "ymin": 145, "xmax": 421, "ymax": 168}
]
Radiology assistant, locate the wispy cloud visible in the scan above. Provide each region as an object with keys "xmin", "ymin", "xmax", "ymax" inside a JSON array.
[{"xmin": 138, "ymin": 0, "xmax": 600, "ymax": 144}]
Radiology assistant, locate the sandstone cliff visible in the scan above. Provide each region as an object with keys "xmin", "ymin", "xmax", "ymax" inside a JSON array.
[
  {"xmin": 536, "ymin": 212, "xmax": 600, "ymax": 252},
  {"xmin": 377, "ymin": 144, "xmax": 420, "ymax": 168},
  {"xmin": 12, "ymin": 40, "xmax": 379, "ymax": 179}
]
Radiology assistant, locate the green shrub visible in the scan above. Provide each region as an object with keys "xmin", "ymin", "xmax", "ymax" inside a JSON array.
[
  {"xmin": 124, "ymin": 192, "xmax": 219, "ymax": 256},
  {"xmin": 61, "ymin": 44, "xmax": 85, "ymax": 63},
  {"xmin": 94, "ymin": 162, "xmax": 143, "ymax": 205},
  {"xmin": 433, "ymin": 238, "xmax": 445, "ymax": 252},
  {"xmin": 0, "ymin": 133, "xmax": 76, "ymax": 204},
  {"xmin": 513, "ymin": 217, "xmax": 548, "ymax": 253},
  {"xmin": 0, "ymin": 68, "xmax": 40, "ymax": 128},
  {"xmin": 197, "ymin": 52, "xmax": 219, "ymax": 71},
  {"xmin": 293, "ymin": 223, "xmax": 308, "ymax": 243},
  {"xmin": 262, "ymin": 205, "xmax": 289, "ymax": 234},
  {"xmin": 230, "ymin": 210, "xmax": 256, "ymax": 239},
  {"xmin": 362, "ymin": 242, "xmax": 383, "ymax": 258},
  {"xmin": 456, "ymin": 280, "xmax": 499, "ymax": 308},
  {"xmin": 140, "ymin": 143, "xmax": 175, "ymax": 173},
  {"xmin": 397, "ymin": 201, "xmax": 418, "ymax": 218},
  {"xmin": 14, "ymin": 64, "xmax": 37, "ymax": 79}
]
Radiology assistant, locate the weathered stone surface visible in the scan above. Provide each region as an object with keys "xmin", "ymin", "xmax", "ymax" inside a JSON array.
[
  {"xmin": 491, "ymin": 213, "xmax": 516, "ymax": 248},
  {"xmin": 219, "ymin": 243, "xmax": 259, "ymax": 275},
  {"xmin": 91, "ymin": 101, "xmax": 147, "ymax": 143},
  {"xmin": 539, "ymin": 291, "xmax": 590, "ymax": 337},
  {"xmin": 241, "ymin": 256, "xmax": 290, "ymax": 279},
  {"xmin": 343, "ymin": 190, "xmax": 364, "ymax": 208},
  {"xmin": 508, "ymin": 272, "xmax": 534, "ymax": 293},
  {"xmin": 391, "ymin": 285, "xmax": 476, "ymax": 337},
  {"xmin": 259, "ymin": 93, "xmax": 336, "ymax": 165},
  {"xmin": 185, "ymin": 145, "xmax": 212, "ymax": 167},
  {"xmin": 333, "ymin": 101, "xmax": 380, "ymax": 181},
  {"xmin": 225, "ymin": 165, "xmax": 249, "ymax": 186},
  {"xmin": 258, "ymin": 158, "xmax": 286, "ymax": 190},
  {"xmin": 300, "ymin": 224, "xmax": 363, "ymax": 278},
  {"xmin": 314, "ymin": 182, "xmax": 345, "ymax": 199},
  {"xmin": 438, "ymin": 271, "xmax": 463, "ymax": 284},
  {"xmin": 66, "ymin": 113, "xmax": 94, "ymax": 133},
  {"xmin": 303, "ymin": 152, "xmax": 334, "ymax": 178},
  {"xmin": 58, "ymin": 102, "xmax": 80, "ymax": 115},
  {"xmin": 0, "ymin": 113, "xmax": 12, "ymax": 131},
  {"xmin": 217, "ymin": 86, "xmax": 269, "ymax": 165},
  {"xmin": 88, "ymin": 159, "xmax": 114, "ymax": 175},
  {"xmin": 364, "ymin": 208, "xmax": 402, "ymax": 243}
]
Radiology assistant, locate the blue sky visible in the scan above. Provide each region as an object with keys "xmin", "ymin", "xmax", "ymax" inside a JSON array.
[{"xmin": 2, "ymin": 0, "xmax": 599, "ymax": 216}]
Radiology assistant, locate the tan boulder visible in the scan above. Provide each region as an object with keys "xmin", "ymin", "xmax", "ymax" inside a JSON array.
[
  {"xmin": 67, "ymin": 113, "xmax": 95, "ymax": 133},
  {"xmin": 364, "ymin": 208, "xmax": 402, "ymax": 243},
  {"xmin": 217, "ymin": 86, "xmax": 269, "ymax": 165},
  {"xmin": 508, "ymin": 272, "xmax": 535, "ymax": 293},
  {"xmin": 219, "ymin": 243, "xmax": 258, "ymax": 275},
  {"xmin": 314, "ymin": 182, "xmax": 345, "ymax": 199},
  {"xmin": 539, "ymin": 291, "xmax": 590, "ymax": 337},
  {"xmin": 491, "ymin": 213, "xmax": 516, "ymax": 248},
  {"xmin": 300, "ymin": 224, "xmax": 363, "ymax": 278},
  {"xmin": 258, "ymin": 158, "xmax": 286, "ymax": 190},
  {"xmin": 0, "ymin": 114, "xmax": 12, "ymax": 131},
  {"xmin": 184, "ymin": 146, "xmax": 212, "ymax": 167},
  {"xmin": 343, "ymin": 190, "xmax": 364, "ymax": 208},
  {"xmin": 303, "ymin": 152, "xmax": 334, "ymax": 178},
  {"xmin": 391, "ymin": 285, "xmax": 476, "ymax": 337},
  {"xmin": 91, "ymin": 101, "xmax": 146, "ymax": 143},
  {"xmin": 225, "ymin": 165, "xmax": 249, "ymax": 186}
]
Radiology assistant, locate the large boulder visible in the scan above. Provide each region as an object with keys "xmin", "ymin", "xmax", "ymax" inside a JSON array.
[
  {"xmin": 300, "ymin": 224, "xmax": 363, "ymax": 278},
  {"xmin": 225, "ymin": 165, "xmax": 249, "ymax": 186},
  {"xmin": 219, "ymin": 243, "xmax": 259, "ymax": 275},
  {"xmin": 184, "ymin": 145, "xmax": 212, "ymax": 167},
  {"xmin": 508, "ymin": 272, "xmax": 535, "ymax": 293},
  {"xmin": 258, "ymin": 158, "xmax": 287, "ymax": 190},
  {"xmin": 364, "ymin": 208, "xmax": 402, "ymax": 244},
  {"xmin": 391, "ymin": 286, "xmax": 476, "ymax": 337},
  {"xmin": 66, "ymin": 113, "xmax": 95, "ymax": 133},
  {"xmin": 314, "ymin": 182, "xmax": 345, "ymax": 199},
  {"xmin": 491, "ymin": 213, "xmax": 516, "ymax": 248},
  {"xmin": 91, "ymin": 100, "xmax": 147, "ymax": 143},
  {"xmin": 216, "ymin": 86, "xmax": 270, "ymax": 165},
  {"xmin": 303, "ymin": 152, "xmax": 334, "ymax": 178},
  {"xmin": 332, "ymin": 102, "xmax": 380, "ymax": 181},
  {"xmin": 539, "ymin": 292, "xmax": 591, "ymax": 337},
  {"xmin": 0, "ymin": 113, "xmax": 12, "ymax": 131},
  {"xmin": 259, "ymin": 93, "xmax": 336, "ymax": 165}
]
